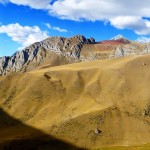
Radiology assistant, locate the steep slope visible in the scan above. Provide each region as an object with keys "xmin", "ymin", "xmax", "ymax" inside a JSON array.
[
  {"xmin": 0, "ymin": 55, "xmax": 150, "ymax": 149},
  {"xmin": 0, "ymin": 35, "xmax": 95, "ymax": 75},
  {"xmin": 0, "ymin": 108, "xmax": 84, "ymax": 150}
]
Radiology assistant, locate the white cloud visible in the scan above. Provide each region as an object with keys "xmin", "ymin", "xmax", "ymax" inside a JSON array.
[
  {"xmin": 1, "ymin": 0, "xmax": 150, "ymax": 35},
  {"xmin": 49, "ymin": 0, "xmax": 150, "ymax": 35},
  {"xmin": 49, "ymin": 0, "xmax": 150, "ymax": 20},
  {"xmin": 110, "ymin": 17, "xmax": 150, "ymax": 35},
  {"xmin": 52, "ymin": 27, "xmax": 68, "ymax": 33},
  {"xmin": 137, "ymin": 36, "xmax": 150, "ymax": 43},
  {"xmin": 0, "ymin": 23, "xmax": 49, "ymax": 49},
  {"xmin": 45, "ymin": 23, "xmax": 68, "ymax": 32},
  {"xmin": 45, "ymin": 23, "xmax": 52, "ymax": 29},
  {"xmin": 9, "ymin": 0, "xmax": 51, "ymax": 9}
]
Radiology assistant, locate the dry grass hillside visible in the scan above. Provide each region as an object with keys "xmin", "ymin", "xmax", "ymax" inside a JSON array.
[{"xmin": 0, "ymin": 55, "xmax": 150, "ymax": 149}]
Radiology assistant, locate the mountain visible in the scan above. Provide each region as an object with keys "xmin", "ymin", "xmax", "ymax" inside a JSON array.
[
  {"xmin": 99, "ymin": 35, "xmax": 130, "ymax": 45},
  {"xmin": 0, "ymin": 35, "xmax": 95, "ymax": 75},
  {"xmin": 0, "ymin": 35, "xmax": 150, "ymax": 149},
  {"xmin": 111, "ymin": 34, "xmax": 127, "ymax": 40},
  {"xmin": 111, "ymin": 35, "xmax": 130, "ymax": 43},
  {"xmin": 0, "ymin": 54, "xmax": 150, "ymax": 149},
  {"xmin": 0, "ymin": 35, "xmax": 150, "ymax": 76}
]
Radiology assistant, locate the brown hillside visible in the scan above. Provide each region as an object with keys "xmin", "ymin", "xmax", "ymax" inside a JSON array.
[
  {"xmin": 0, "ymin": 55, "xmax": 150, "ymax": 149},
  {"xmin": 98, "ymin": 39, "xmax": 129, "ymax": 45}
]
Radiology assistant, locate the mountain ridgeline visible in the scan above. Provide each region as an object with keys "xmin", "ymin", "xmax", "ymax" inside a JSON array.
[
  {"xmin": 0, "ymin": 35, "xmax": 95, "ymax": 75},
  {"xmin": 0, "ymin": 35, "xmax": 150, "ymax": 75}
]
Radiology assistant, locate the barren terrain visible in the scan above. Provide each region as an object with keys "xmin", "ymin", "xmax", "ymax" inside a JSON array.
[{"xmin": 0, "ymin": 55, "xmax": 150, "ymax": 149}]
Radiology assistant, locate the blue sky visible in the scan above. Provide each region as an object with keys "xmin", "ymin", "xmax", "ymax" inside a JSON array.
[{"xmin": 0, "ymin": 0, "xmax": 150, "ymax": 56}]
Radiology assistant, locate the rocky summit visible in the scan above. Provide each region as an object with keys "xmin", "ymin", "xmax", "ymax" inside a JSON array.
[
  {"xmin": 0, "ymin": 35, "xmax": 95, "ymax": 75},
  {"xmin": 0, "ymin": 35, "xmax": 150, "ymax": 76}
]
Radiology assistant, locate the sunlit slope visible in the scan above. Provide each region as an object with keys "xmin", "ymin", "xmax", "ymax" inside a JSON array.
[{"xmin": 0, "ymin": 55, "xmax": 150, "ymax": 149}]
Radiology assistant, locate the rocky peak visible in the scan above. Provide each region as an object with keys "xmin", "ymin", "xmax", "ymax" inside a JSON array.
[
  {"xmin": 68, "ymin": 35, "xmax": 95, "ymax": 44},
  {"xmin": 111, "ymin": 35, "xmax": 125, "ymax": 40},
  {"xmin": 0, "ymin": 35, "xmax": 95, "ymax": 76},
  {"xmin": 110, "ymin": 35, "xmax": 130, "ymax": 44}
]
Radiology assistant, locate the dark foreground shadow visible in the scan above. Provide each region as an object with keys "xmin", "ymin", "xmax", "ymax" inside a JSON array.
[{"xmin": 0, "ymin": 108, "xmax": 86, "ymax": 150}]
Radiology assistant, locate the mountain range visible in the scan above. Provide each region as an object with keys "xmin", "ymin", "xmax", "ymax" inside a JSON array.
[
  {"xmin": 0, "ymin": 35, "xmax": 150, "ymax": 76},
  {"xmin": 0, "ymin": 35, "xmax": 150, "ymax": 149}
]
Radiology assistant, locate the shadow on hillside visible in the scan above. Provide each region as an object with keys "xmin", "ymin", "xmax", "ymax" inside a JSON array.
[{"xmin": 0, "ymin": 108, "xmax": 85, "ymax": 150}]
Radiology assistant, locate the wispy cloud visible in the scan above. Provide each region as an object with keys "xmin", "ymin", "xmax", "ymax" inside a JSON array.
[
  {"xmin": 8, "ymin": 0, "xmax": 51, "ymax": 9},
  {"xmin": 0, "ymin": 23, "xmax": 49, "ymax": 49},
  {"xmin": 137, "ymin": 36, "xmax": 150, "ymax": 43},
  {"xmin": 45, "ymin": 23, "xmax": 68, "ymax": 33},
  {"xmin": 0, "ymin": 0, "xmax": 8, "ymax": 4}
]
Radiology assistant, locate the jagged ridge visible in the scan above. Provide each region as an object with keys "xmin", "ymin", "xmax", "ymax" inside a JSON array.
[
  {"xmin": 0, "ymin": 34, "xmax": 150, "ymax": 75},
  {"xmin": 0, "ymin": 35, "xmax": 95, "ymax": 75}
]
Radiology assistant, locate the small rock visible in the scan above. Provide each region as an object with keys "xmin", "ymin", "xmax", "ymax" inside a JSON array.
[{"xmin": 95, "ymin": 129, "xmax": 102, "ymax": 135}]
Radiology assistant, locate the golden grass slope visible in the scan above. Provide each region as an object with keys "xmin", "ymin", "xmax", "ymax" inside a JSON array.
[{"xmin": 0, "ymin": 55, "xmax": 150, "ymax": 149}]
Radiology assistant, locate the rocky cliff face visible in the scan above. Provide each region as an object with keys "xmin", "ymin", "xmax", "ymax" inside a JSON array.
[
  {"xmin": 0, "ymin": 35, "xmax": 150, "ymax": 75},
  {"xmin": 0, "ymin": 35, "xmax": 95, "ymax": 75},
  {"xmin": 110, "ymin": 42, "xmax": 150, "ymax": 58}
]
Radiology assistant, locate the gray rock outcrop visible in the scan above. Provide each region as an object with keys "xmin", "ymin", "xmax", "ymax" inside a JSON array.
[{"xmin": 0, "ymin": 35, "xmax": 95, "ymax": 75}]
